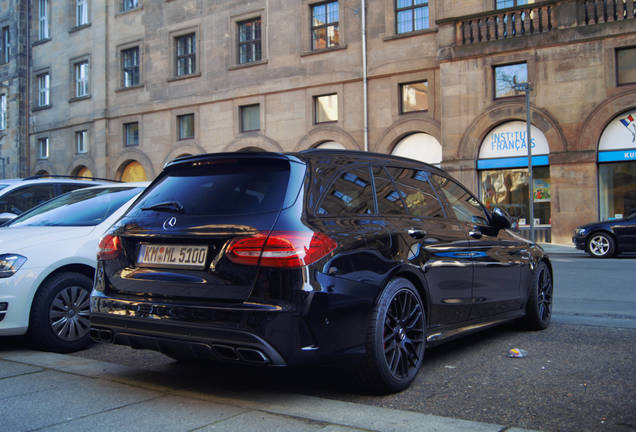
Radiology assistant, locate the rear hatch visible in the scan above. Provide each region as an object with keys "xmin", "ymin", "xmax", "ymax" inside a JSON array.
[{"xmin": 104, "ymin": 154, "xmax": 305, "ymax": 302}]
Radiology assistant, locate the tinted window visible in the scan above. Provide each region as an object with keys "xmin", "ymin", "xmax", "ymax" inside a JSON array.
[
  {"xmin": 0, "ymin": 184, "xmax": 56, "ymax": 215},
  {"xmin": 60, "ymin": 183, "xmax": 91, "ymax": 194},
  {"xmin": 318, "ymin": 166, "xmax": 374, "ymax": 216},
  {"xmin": 373, "ymin": 166, "xmax": 406, "ymax": 216},
  {"xmin": 131, "ymin": 159, "xmax": 290, "ymax": 216},
  {"xmin": 433, "ymin": 174, "xmax": 489, "ymax": 225},
  {"xmin": 9, "ymin": 187, "xmax": 140, "ymax": 227},
  {"xmin": 386, "ymin": 167, "xmax": 444, "ymax": 218}
]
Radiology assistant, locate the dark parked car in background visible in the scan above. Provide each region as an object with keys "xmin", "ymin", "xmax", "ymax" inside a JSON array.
[
  {"xmin": 90, "ymin": 150, "xmax": 553, "ymax": 392},
  {"xmin": 573, "ymin": 212, "xmax": 636, "ymax": 258}
]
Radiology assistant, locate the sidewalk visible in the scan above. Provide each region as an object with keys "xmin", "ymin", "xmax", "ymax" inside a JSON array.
[
  {"xmin": 538, "ymin": 242, "xmax": 584, "ymax": 255},
  {"xmin": 0, "ymin": 350, "xmax": 538, "ymax": 432}
]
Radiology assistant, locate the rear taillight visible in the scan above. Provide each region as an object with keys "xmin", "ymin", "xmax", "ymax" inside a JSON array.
[
  {"xmin": 97, "ymin": 234, "xmax": 122, "ymax": 260},
  {"xmin": 226, "ymin": 231, "xmax": 337, "ymax": 268}
]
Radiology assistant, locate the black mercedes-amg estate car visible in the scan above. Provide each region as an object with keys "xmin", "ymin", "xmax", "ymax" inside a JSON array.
[{"xmin": 90, "ymin": 150, "xmax": 553, "ymax": 392}]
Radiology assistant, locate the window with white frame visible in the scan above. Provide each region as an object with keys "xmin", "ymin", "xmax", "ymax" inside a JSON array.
[
  {"xmin": 39, "ymin": 0, "xmax": 49, "ymax": 40},
  {"xmin": 74, "ymin": 60, "xmax": 89, "ymax": 98},
  {"xmin": 0, "ymin": 94, "xmax": 6, "ymax": 130},
  {"xmin": 76, "ymin": 0, "xmax": 88, "ymax": 27},
  {"xmin": 75, "ymin": 130, "xmax": 88, "ymax": 153},
  {"xmin": 311, "ymin": 1, "xmax": 339, "ymax": 50},
  {"xmin": 39, "ymin": 137, "xmax": 49, "ymax": 159},
  {"xmin": 1, "ymin": 26, "xmax": 9, "ymax": 64},
  {"xmin": 396, "ymin": 0, "xmax": 429, "ymax": 34},
  {"xmin": 37, "ymin": 72, "xmax": 50, "ymax": 107},
  {"xmin": 121, "ymin": 0, "xmax": 139, "ymax": 12}
]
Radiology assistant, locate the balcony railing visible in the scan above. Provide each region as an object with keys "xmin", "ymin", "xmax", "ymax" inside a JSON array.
[{"xmin": 453, "ymin": 0, "xmax": 635, "ymax": 46}]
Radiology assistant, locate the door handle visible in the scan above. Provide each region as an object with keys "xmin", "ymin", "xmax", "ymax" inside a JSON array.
[
  {"xmin": 408, "ymin": 229, "xmax": 427, "ymax": 239},
  {"xmin": 469, "ymin": 230, "xmax": 483, "ymax": 239}
]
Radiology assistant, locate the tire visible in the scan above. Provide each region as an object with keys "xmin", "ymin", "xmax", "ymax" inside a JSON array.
[
  {"xmin": 28, "ymin": 272, "xmax": 93, "ymax": 353},
  {"xmin": 586, "ymin": 232, "xmax": 615, "ymax": 258},
  {"xmin": 357, "ymin": 278, "xmax": 426, "ymax": 393},
  {"xmin": 522, "ymin": 261, "xmax": 553, "ymax": 330}
]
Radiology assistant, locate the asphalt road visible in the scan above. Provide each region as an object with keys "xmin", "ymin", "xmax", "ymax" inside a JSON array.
[{"xmin": 65, "ymin": 249, "xmax": 636, "ymax": 432}]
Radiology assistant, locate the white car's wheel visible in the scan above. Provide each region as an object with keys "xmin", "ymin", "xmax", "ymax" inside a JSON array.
[{"xmin": 28, "ymin": 272, "xmax": 93, "ymax": 353}]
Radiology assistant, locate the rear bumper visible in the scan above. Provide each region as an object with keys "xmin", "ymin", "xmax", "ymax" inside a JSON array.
[{"xmin": 89, "ymin": 293, "xmax": 320, "ymax": 366}]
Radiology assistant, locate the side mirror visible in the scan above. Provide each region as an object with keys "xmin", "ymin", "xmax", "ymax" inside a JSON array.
[{"xmin": 491, "ymin": 207, "xmax": 513, "ymax": 230}]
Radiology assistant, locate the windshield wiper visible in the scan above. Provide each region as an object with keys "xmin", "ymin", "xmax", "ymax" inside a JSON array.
[{"xmin": 141, "ymin": 201, "xmax": 184, "ymax": 213}]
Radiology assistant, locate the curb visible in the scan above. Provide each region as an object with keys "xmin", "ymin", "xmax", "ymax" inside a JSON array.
[{"xmin": 0, "ymin": 349, "xmax": 540, "ymax": 432}]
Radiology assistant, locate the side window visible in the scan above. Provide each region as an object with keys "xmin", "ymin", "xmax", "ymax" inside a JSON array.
[
  {"xmin": 373, "ymin": 167, "xmax": 406, "ymax": 216},
  {"xmin": 59, "ymin": 183, "xmax": 89, "ymax": 194},
  {"xmin": 318, "ymin": 166, "xmax": 374, "ymax": 216},
  {"xmin": 433, "ymin": 174, "xmax": 489, "ymax": 225},
  {"xmin": 0, "ymin": 184, "xmax": 57, "ymax": 215},
  {"xmin": 386, "ymin": 167, "xmax": 444, "ymax": 218}
]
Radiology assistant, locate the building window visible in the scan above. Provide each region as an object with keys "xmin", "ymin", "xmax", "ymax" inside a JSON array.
[
  {"xmin": 311, "ymin": 1, "xmax": 339, "ymax": 50},
  {"xmin": 396, "ymin": 0, "xmax": 429, "ymax": 34},
  {"xmin": 617, "ymin": 47, "xmax": 636, "ymax": 86},
  {"xmin": 39, "ymin": 137, "xmax": 49, "ymax": 159},
  {"xmin": 38, "ymin": 0, "xmax": 50, "ymax": 40},
  {"xmin": 1, "ymin": 26, "xmax": 9, "ymax": 64},
  {"xmin": 175, "ymin": 33, "xmax": 196, "ymax": 77},
  {"xmin": 121, "ymin": 47, "xmax": 140, "ymax": 87},
  {"xmin": 75, "ymin": 130, "xmax": 88, "ymax": 153},
  {"xmin": 495, "ymin": 0, "xmax": 528, "ymax": 9},
  {"xmin": 400, "ymin": 81, "xmax": 428, "ymax": 113},
  {"xmin": 37, "ymin": 73, "xmax": 50, "ymax": 107},
  {"xmin": 240, "ymin": 104, "xmax": 260, "ymax": 132},
  {"xmin": 0, "ymin": 94, "xmax": 6, "ymax": 130},
  {"xmin": 178, "ymin": 114, "xmax": 194, "ymax": 140},
  {"xmin": 76, "ymin": 0, "xmax": 88, "ymax": 26},
  {"xmin": 494, "ymin": 62, "xmax": 527, "ymax": 99},
  {"xmin": 74, "ymin": 60, "xmax": 89, "ymax": 98},
  {"xmin": 238, "ymin": 18, "xmax": 262, "ymax": 64},
  {"xmin": 124, "ymin": 122, "xmax": 139, "ymax": 146},
  {"xmin": 315, "ymin": 94, "xmax": 338, "ymax": 123},
  {"xmin": 121, "ymin": 0, "xmax": 139, "ymax": 12}
]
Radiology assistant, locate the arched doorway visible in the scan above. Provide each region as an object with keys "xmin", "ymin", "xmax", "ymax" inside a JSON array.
[
  {"xmin": 315, "ymin": 141, "xmax": 346, "ymax": 150},
  {"xmin": 477, "ymin": 121, "xmax": 551, "ymax": 239},
  {"xmin": 73, "ymin": 165, "xmax": 93, "ymax": 179},
  {"xmin": 597, "ymin": 110, "xmax": 636, "ymax": 219},
  {"xmin": 391, "ymin": 133, "xmax": 442, "ymax": 166},
  {"xmin": 120, "ymin": 161, "xmax": 148, "ymax": 182},
  {"xmin": 238, "ymin": 147, "xmax": 266, "ymax": 152}
]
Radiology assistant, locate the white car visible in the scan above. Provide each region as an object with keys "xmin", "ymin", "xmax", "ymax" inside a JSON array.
[{"xmin": 0, "ymin": 182, "xmax": 147, "ymax": 352}]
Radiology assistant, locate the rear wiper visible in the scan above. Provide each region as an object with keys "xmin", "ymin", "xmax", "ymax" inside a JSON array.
[{"xmin": 141, "ymin": 201, "xmax": 184, "ymax": 213}]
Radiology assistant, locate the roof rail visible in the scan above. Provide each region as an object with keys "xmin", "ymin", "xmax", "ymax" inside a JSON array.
[{"xmin": 23, "ymin": 174, "xmax": 122, "ymax": 182}]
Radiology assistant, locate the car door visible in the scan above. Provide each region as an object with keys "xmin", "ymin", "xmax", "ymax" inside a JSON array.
[
  {"xmin": 613, "ymin": 214, "xmax": 636, "ymax": 251},
  {"xmin": 379, "ymin": 166, "xmax": 474, "ymax": 326},
  {"xmin": 432, "ymin": 174, "xmax": 526, "ymax": 320}
]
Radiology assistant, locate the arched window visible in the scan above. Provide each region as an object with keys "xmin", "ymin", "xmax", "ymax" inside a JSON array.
[
  {"xmin": 391, "ymin": 133, "xmax": 442, "ymax": 166},
  {"xmin": 120, "ymin": 161, "xmax": 147, "ymax": 182}
]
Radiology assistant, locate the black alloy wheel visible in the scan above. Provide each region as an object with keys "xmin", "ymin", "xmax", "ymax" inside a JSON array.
[
  {"xmin": 523, "ymin": 261, "xmax": 553, "ymax": 330},
  {"xmin": 360, "ymin": 278, "xmax": 426, "ymax": 393}
]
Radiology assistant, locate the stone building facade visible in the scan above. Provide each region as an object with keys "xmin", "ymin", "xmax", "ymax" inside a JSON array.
[
  {"xmin": 17, "ymin": 0, "xmax": 636, "ymax": 243},
  {"xmin": 0, "ymin": 0, "xmax": 29, "ymax": 177}
]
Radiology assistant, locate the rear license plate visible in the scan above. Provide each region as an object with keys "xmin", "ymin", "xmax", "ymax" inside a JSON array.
[{"xmin": 138, "ymin": 244, "xmax": 208, "ymax": 269}]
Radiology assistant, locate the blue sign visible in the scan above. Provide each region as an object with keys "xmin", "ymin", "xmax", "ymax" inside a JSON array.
[
  {"xmin": 477, "ymin": 155, "xmax": 549, "ymax": 170},
  {"xmin": 598, "ymin": 149, "xmax": 636, "ymax": 163}
]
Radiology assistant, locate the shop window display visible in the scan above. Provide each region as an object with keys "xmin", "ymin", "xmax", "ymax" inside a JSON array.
[
  {"xmin": 599, "ymin": 162, "xmax": 636, "ymax": 220},
  {"xmin": 480, "ymin": 166, "xmax": 551, "ymax": 226}
]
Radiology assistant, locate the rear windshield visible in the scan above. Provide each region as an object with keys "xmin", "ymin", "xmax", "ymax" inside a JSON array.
[
  {"xmin": 130, "ymin": 158, "xmax": 290, "ymax": 216},
  {"xmin": 8, "ymin": 187, "xmax": 141, "ymax": 227}
]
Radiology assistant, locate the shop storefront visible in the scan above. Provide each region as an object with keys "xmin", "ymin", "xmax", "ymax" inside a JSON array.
[
  {"xmin": 391, "ymin": 133, "xmax": 442, "ymax": 166},
  {"xmin": 477, "ymin": 121, "xmax": 551, "ymax": 241},
  {"xmin": 598, "ymin": 111, "xmax": 636, "ymax": 220}
]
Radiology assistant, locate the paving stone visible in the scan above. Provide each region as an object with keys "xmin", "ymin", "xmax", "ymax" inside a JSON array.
[
  {"xmin": 0, "ymin": 360, "xmax": 42, "ymax": 379},
  {"xmin": 199, "ymin": 411, "xmax": 326, "ymax": 432}
]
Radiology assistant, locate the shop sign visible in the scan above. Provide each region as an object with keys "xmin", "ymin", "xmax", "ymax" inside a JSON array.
[
  {"xmin": 479, "ymin": 121, "xmax": 550, "ymax": 160},
  {"xmin": 599, "ymin": 111, "xmax": 636, "ymax": 151}
]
